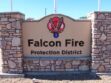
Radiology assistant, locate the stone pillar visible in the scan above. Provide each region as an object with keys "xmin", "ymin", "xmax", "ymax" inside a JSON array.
[
  {"xmin": 89, "ymin": 12, "xmax": 111, "ymax": 73},
  {"xmin": 0, "ymin": 12, "xmax": 25, "ymax": 74}
]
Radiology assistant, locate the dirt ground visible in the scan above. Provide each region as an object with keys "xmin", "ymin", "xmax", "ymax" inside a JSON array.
[{"xmin": 0, "ymin": 75, "xmax": 111, "ymax": 83}]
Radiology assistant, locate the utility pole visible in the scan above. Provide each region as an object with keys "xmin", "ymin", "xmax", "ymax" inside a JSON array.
[
  {"xmin": 11, "ymin": 0, "xmax": 13, "ymax": 12},
  {"xmin": 54, "ymin": 0, "xmax": 57, "ymax": 14},
  {"xmin": 98, "ymin": 0, "xmax": 101, "ymax": 11},
  {"xmin": 45, "ymin": 8, "xmax": 47, "ymax": 16}
]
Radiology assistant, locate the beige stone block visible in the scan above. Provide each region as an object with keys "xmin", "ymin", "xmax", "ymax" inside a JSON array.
[
  {"xmin": 1, "ymin": 18, "xmax": 8, "ymax": 21},
  {"xmin": 6, "ymin": 45, "xmax": 11, "ymax": 49},
  {"xmin": 5, "ymin": 38, "xmax": 12, "ymax": 41},
  {"xmin": 33, "ymin": 60, "xmax": 39, "ymax": 64},
  {"xmin": 0, "ymin": 66, "xmax": 2, "ymax": 72},
  {"xmin": 65, "ymin": 69, "xmax": 74, "ymax": 71},
  {"xmin": 13, "ymin": 33, "xmax": 21, "ymax": 36},
  {"xmin": 79, "ymin": 65, "xmax": 89, "ymax": 71},
  {"xmin": 11, "ymin": 22, "xmax": 16, "ymax": 27},
  {"xmin": 100, "ymin": 33, "xmax": 107, "ymax": 41},
  {"xmin": 56, "ymin": 68, "xmax": 64, "ymax": 71},
  {"xmin": 7, "ymin": 24, "xmax": 11, "ymax": 29},
  {"xmin": 98, "ymin": 14, "xmax": 106, "ymax": 20},
  {"xmin": 107, "ymin": 37, "xmax": 111, "ymax": 40},
  {"xmin": 0, "ymin": 41, "xmax": 2, "ymax": 48},
  {"xmin": 12, "ymin": 37, "xmax": 21, "ymax": 46},
  {"xmin": 17, "ymin": 47, "xmax": 21, "ymax": 50},
  {"xmin": 72, "ymin": 60, "xmax": 81, "ymax": 65},
  {"xmin": 11, "ymin": 47, "xmax": 17, "ymax": 50},
  {"xmin": 0, "ymin": 15, "xmax": 5, "ymax": 18},
  {"xmin": 105, "ymin": 30, "xmax": 111, "ymax": 33},
  {"xmin": 104, "ymin": 41, "xmax": 110, "ymax": 44},
  {"xmin": 106, "ymin": 65, "xmax": 111, "ymax": 68},
  {"xmin": 30, "ymin": 66, "xmax": 34, "ymax": 69},
  {"xmin": 1, "ymin": 22, "xmax": 9, "ymax": 25},
  {"xmin": 109, "ymin": 60, "xmax": 111, "ymax": 64},
  {"xmin": 107, "ymin": 25, "xmax": 111, "ymax": 29},
  {"xmin": 51, "ymin": 65, "xmax": 55, "ymax": 71},
  {"xmin": 27, "ymin": 67, "xmax": 31, "ymax": 71},
  {"xmin": 100, "ymin": 26, "xmax": 105, "ymax": 32},
  {"xmin": 4, "ymin": 61, "xmax": 7, "ymax": 64},
  {"xmin": 40, "ymin": 60, "xmax": 50, "ymax": 66},
  {"xmin": 3, "ymin": 33, "xmax": 9, "ymax": 36},
  {"xmin": 9, "ymin": 18, "xmax": 16, "ymax": 22},
  {"xmin": 50, "ymin": 60, "xmax": 54, "ymax": 64},
  {"xmin": 44, "ymin": 68, "xmax": 51, "ymax": 71},
  {"xmin": 102, "ymin": 46, "xmax": 106, "ymax": 51},
  {"xmin": 10, "ymin": 69, "xmax": 18, "ymax": 72},
  {"xmin": 16, "ymin": 53, "xmax": 22, "ymax": 57},
  {"xmin": 104, "ymin": 59, "xmax": 109, "ymax": 63},
  {"xmin": 94, "ymin": 34, "xmax": 101, "ymax": 38},
  {"xmin": 98, "ymin": 65, "xmax": 106, "ymax": 72},
  {"xmin": 16, "ymin": 21, "xmax": 21, "ymax": 29},
  {"xmin": 92, "ymin": 49, "xmax": 100, "ymax": 54},
  {"xmin": 0, "ymin": 38, "xmax": 2, "ymax": 40},
  {"xmin": 0, "ymin": 49, "xmax": 2, "ymax": 53},
  {"xmin": 17, "ymin": 58, "xmax": 22, "ymax": 63},
  {"xmin": 65, "ymin": 62, "xmax": 72, "ymax": 69},
  {"xmin": 8, "ymin": 60, "xmax": 16, "ymax": 69},
  {"xmin": 10, "ymin": 51, "xmax": 16, "ymax": 54},
  {"xmin": 56, "ymin": 60, "xmax": 62, "ymax": 65},
  {"xmin": 2, "ymin": 65, "xmax": 9, "ymax": 73},
  {"xmin": 92, "ymin": 63, "xmax": 100, "ymax": 70},
  {"xmin": 16, "ymin": 30, "xmax": 20, "ymax": 33},
  {"xmin": 91, "ymin": 70, "xmax": 97, "ymax": 72}
]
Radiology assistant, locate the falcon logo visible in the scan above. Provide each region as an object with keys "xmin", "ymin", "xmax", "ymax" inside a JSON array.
[{"xmin": 47, "ymin": 17, "xmax": 65, "ymax": 38}]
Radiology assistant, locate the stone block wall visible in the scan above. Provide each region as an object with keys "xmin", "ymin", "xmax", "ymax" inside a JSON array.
[
  {"xmin": 90, "ymin": 12, "xmax": 111, "ymax": 73},
  {"xmin": 23, "ymin": 58, "xmax": 90, "ymax": 72},
  {"xmin": 0, "ymin": 12, "xmax": 25, "ymax": 74}
]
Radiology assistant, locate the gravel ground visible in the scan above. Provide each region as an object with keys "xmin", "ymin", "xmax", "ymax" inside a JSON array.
[{"xmin": 0, "ymin": 75, "xmax": 111, "ymax": 83}]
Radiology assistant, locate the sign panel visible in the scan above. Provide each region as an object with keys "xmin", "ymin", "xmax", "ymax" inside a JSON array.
[{"xmin": 23, "ymin": 15, "xmax": 91, "ymax": 56}]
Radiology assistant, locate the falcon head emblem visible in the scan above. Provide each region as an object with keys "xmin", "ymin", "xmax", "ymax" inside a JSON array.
[{"xmin": 47, "ymin": 17, "xmax": 65, "ymax": 38}]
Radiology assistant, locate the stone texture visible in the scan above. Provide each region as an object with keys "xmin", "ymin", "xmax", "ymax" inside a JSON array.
[
  {"xmin": 12, "ymin": 37, "xmax": 20, "ymax": 46},
  {"xmin": 23, "ymin": 59, "xmax": 90, "ymax": 72},
  {"xmin": 0, "ymin": 18, "xmax": 8, "ymax": 21},
  {"xmin": 56, "ymin": 60, "xmax": 62, "ymax": 65},
  {"xmin": 107, "ymin": 25, "xmax": 111, "ymax": 29},
  {"xmin": 98, "ymin": 14, "xmax": 106, "ymax": 20},
  {"xmin": 100, "ymin": 26, "xmax": 104, "ymax": 32},
  {"xmin": 0, "ymin": 12, "xmax": 24, "ymax": 73},
  {"xmin": 72, "ymin": 60, "xmax": 80, "ymax": 65},
  {"xmin": 100, "ymin": 34, "xmax": 107, "ymax": 41},
  {"xmin": 8, "ymin": 60, "xmax": 16, "ymax": 69},
  {"xmin": 65, "ymin": 63, "xmax": 72, "ymax": 69},
  {"xmin": 40, "ymin": 60, "xmax": 50, "ymax": 66},
  {"xmin": 92, "ymin": 63, "xmax": 100, "ymax": 70},
  {"xmin": 98, "ymin": 65, "xmax": 106, "ymax": 72},
  {"xmin": 79, "ymin": 65, "xmax": 89, "ymax": 71},
  {"xmin": 107, "ymin": 45, "xmax": 111, "ymax": 51},
  {"xmin": 102, "ymin": 46, "xmax": 106, "ymax": 51},
  {"xmin": 90, "ymin": 12, "xmax": 111, "ymax": 73}
]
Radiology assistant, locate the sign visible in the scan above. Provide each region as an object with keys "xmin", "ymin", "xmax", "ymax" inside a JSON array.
[{"xmin": 23, "ymin": 15, "xmax": 91, "ymax": 56}]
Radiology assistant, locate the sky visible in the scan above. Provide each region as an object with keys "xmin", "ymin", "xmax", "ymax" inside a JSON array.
[{"xmin": 0, "ymin": 0, "xmax": 111, "ymax": 19}]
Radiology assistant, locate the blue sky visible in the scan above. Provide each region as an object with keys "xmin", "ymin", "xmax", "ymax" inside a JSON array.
[{"xmin": 0, "ymin": 0, "xmax": 111, "ymax": 19}]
